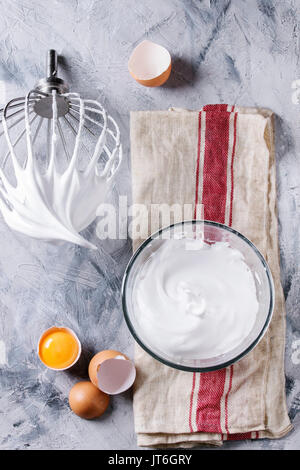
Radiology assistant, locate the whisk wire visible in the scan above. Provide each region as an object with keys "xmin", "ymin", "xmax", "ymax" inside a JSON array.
[{"xmin": 0, "ymin": 49, "xmax": 122, "ymax": 249}]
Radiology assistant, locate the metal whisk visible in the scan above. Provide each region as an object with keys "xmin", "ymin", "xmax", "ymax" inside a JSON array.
[{"xmin": 0, "ymin": 50, "xmax": 122, "ymax": 249}]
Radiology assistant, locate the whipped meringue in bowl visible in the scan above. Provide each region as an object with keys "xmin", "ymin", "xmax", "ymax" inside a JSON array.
[{"xmin": 122, "ymin": 220, "xmax": 274, "ymax": 372}]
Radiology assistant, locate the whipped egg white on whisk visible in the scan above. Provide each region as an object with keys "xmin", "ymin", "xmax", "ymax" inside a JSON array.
[{"xmin": 134, "ymin": 238, "xmax": 259, "ymax": 359}]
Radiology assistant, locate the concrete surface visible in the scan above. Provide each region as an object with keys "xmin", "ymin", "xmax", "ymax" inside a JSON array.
[{"xmin": 0, "ymin": 0, "xmax": 299, "ymax": 450}]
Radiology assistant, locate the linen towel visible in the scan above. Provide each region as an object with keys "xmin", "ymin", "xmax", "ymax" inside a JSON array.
[{"xmin": 130, "ymin": 105, "xmax": 292, "ymax": 447}]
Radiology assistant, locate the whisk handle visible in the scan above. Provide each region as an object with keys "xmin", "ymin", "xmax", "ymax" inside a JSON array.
[
  {"xmin": 47, "ymin": 50, "xmax": 58, "ymax": 78},
  {"xmin": 35, "ymin": 49, "xmax": 69, "ymax": 94}
]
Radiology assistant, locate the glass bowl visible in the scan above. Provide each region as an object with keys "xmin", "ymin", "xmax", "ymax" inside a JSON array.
[{"xmin": 122, "ymin": 220, "xmax": 274, "ymax": 372}]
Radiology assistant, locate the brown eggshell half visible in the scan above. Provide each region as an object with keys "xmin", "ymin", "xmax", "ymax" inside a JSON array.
[
  {"xmin": 69, "ymin": 381, "xmax": 110, "ymax": 419},
  {"xmin": 88, "ymin": 350, "xmax": 128, "ymax": 387},
  {"xmin": 96, "ymin": 357, "xmax": 136, "ymax": 395},
  {"xmin": 128, "ymin": 40, "xmax": 171, "ymax": 87}
]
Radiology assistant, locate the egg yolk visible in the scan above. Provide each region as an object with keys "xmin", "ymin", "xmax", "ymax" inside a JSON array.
[{"xmin": 39, "ymin": 329, "xmax": 79, "ymax": 369}]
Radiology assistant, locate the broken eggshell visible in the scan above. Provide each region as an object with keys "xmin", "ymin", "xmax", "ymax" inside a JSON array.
[
  {"xmin": 88, "ymin": 350, "xmax": 136, "ymax": 395},
  {"xmin": 128, "ymin": 40, "xmax": 171, "ymax": 87}
]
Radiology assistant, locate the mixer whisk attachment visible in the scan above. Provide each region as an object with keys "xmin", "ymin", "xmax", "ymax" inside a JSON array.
[{"xmin": 0, "ymin": 50, "xmax": 122, "ymax": 249}]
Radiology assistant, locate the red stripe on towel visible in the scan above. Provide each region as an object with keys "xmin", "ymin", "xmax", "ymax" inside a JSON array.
[
  {"xmin": 225, "ymin": 365, "xmax": 234, "ymax": 434},
  {"xmin": 229, "ymin": 112, "xmax": 238, "ymax": 227},
  {"xmin": 203, "ymin": 104, "xmax": 229, "ymax": 113},
  {"xmin": 196, "ymin": 368, "xmax": 227, "ymax": 432},
  {"xmin": 201, "ymin": 106, "xmax": 231, "ymax": 223},
  {"xmin": 223, "ymin": 111, "xmax": 237, "ymax": 433},
  {"xmin": 190, "ymin": 105, "xmax": 253, "ymax": 440},
  {"xmin": 189, "ymin": 111, "xmax": 202, "ymax": 432},
  {"xmin": 195, "ymin": 105, "xmax": 231, "ymax": 432},
  {"xmin": 194, "ymin": 111, "xmax": 202, "ymax": 218},
  {"xmin": 227, "ymin": 432, "xmax": 252, "ymax": 441},
  {"xmin": 188, "ymin": 370, "xmax": 196, "ymax": 432}
]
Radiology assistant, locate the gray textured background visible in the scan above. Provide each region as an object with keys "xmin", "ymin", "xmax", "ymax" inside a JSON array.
[{"xmin": 0, "ymin": 0, "xmax": 299, "ymax": 450}]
